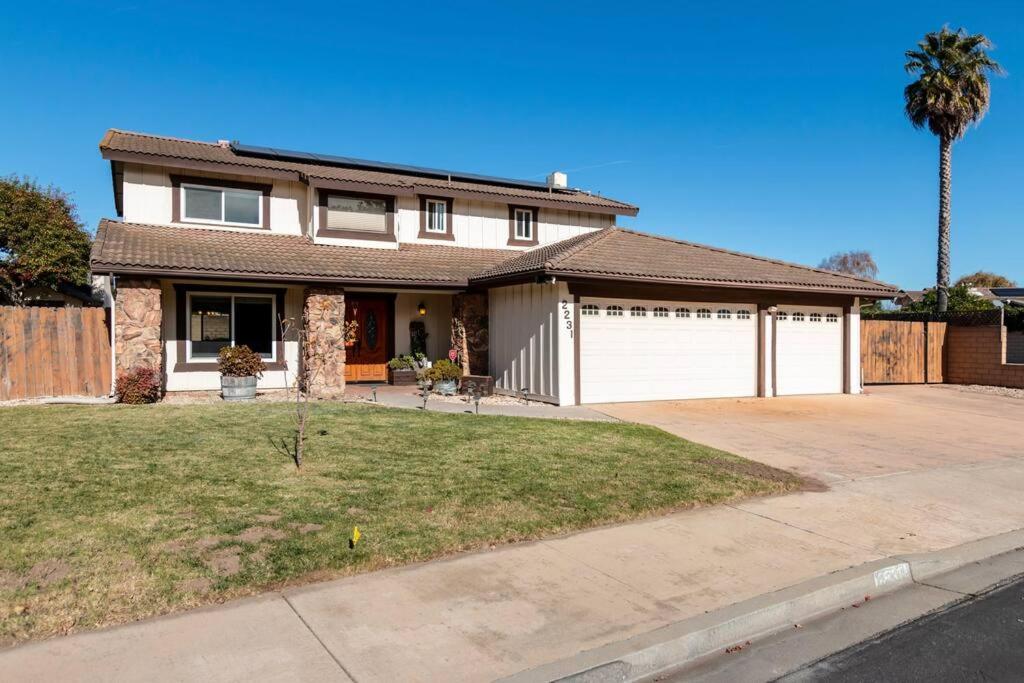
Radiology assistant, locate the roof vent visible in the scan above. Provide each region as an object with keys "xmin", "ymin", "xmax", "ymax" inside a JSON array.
[
  {"xmin": 546, "ymin": 171, "xmax": 567, "ymax": 189},
  {"xmin": 217, "ymin": 139, "xmax": 231, "ymax": 148}
]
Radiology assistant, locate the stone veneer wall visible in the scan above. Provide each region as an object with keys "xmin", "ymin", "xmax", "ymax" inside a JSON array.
[
  {"xmin": 115, "ymin": 278, "xmax": 163, "ymax": 374},
  {"xmin": 946, "ymin": 325, "xmax": 1024, "ymax": 389},
  {"xmin": 451, "ymin": 292, "xmax": 488, "ymax": 376},
  {"xmin": 303, "ymin": 288, "xmax": 346, "ymax": 397}
]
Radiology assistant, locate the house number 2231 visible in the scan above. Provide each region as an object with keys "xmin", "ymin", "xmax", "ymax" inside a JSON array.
[{"xmin": 561, "ymin": 299, "xmax": 573, "ymax": 339}]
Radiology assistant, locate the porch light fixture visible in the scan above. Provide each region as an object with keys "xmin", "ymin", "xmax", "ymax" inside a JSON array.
[{"xmin": 418, "ymin": 302, "xmax": 427, "ymax": 316}]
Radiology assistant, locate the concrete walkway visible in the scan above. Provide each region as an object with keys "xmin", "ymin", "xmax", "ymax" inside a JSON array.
[
  {"xmin": 5, "ymin": 386, "xmax": 1024, "ymax": 682},
  {"xmin": 344, "ymin": 384, "xmax": 611, "ymax": 421}
]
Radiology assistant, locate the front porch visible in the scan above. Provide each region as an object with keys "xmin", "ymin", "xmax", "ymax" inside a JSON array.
[{"xmin": 111, "ymin": 277, "xmax": 489, "ymax": 397}]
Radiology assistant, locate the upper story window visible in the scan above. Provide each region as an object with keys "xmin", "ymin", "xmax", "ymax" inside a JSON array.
[
  {"xmin": 419, "ymin": 196, "xmax": 453, "ymax": 240},
  {"xmin": 172, "ymin": 175, "xmax": 270, "ymax": 229},
  {"xmin": 317, "ymin": 190, "xmax": 395, "ymax": 242},
  {"xmin": 508, "ymin": 206, "xmax": 539, "ymax": 246}
]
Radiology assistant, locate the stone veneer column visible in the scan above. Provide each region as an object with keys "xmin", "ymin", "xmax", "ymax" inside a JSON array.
[
  {"xmin": 303, "ymin": 287, "xmax": 346, "ymax": 398},
  {"xmin": 451, "ymin": 292, "xmax": 489, "ymax": 376},
  {"xmin": 114, "ymin": 278, "xmax": 163, "ymax": 374}
]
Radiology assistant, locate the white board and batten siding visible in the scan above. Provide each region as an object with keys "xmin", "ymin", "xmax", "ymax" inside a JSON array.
[
  {"xmin": 489, "ymin": 283, "xmax": 576, "ymax": 405},
  {"xmin": 579, "ymin": 298, "xmax": 757, "ymax": 404}
]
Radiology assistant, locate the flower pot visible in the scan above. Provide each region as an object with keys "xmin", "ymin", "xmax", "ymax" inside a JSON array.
[
  {"xmin": 388, "ymin": 367, "xmax": 418, "ymax": 386},
  {"xmin": 221, "ymin": 375, "xmax": 257, "ymax": 401},
  {"xmin": 434, "ymin": 379, "xmax": 458, "ymax": 396}
]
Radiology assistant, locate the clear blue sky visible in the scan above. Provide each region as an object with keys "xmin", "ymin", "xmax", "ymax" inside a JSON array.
[{"xmin": 3, "ymin": 1, "xmax": 1022, "ymax": 289}]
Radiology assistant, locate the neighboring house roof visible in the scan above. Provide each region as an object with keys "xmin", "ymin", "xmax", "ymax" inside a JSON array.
[
  {"xmin": 91, "ymin": 220, "xmax": 513, "ymax": 288},
  {"xmin": 988, "ymin": 287, "xmax": 1024, "ymax": 302},
  {"xmin": 470, "ymin": 227, "xmax": 899, "ymax": 297},
  {"xmin": 98, "ymin": 129, "xmax": 638, "ymax": 217},
  {"xmin": 895, "ymin": 289, "xmax": 926, "ymax": 304}
]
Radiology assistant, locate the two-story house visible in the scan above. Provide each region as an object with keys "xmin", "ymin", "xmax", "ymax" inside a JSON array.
[{"xmin": 91, "ymin": 130, "xmax": 896, "ymax": 405}]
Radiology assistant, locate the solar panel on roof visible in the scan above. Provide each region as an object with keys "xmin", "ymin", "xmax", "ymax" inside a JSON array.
[{"xmin": 230, "ymin": 141, "xmax": 556, "ymax": 191}]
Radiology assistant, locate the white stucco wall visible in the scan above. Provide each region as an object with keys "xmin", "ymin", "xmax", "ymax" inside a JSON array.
[
  {"xmin": 847, "ymin": 299, "xmax": 861, "ymax": 394},
  {"xmin": 160, "ymin": 279, "xmax": 303, "ymax": 392},
  {"xmin": 489, "ymin": 282, "xmax": 572, "ymax": 404}
]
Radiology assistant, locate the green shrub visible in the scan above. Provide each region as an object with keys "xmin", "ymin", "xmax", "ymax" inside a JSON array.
[
  {"xmin": 115, "ymin": 366, "xmax": 161, "ymax": 404},
  {"xmin": 217, "ymin": 346, "xmax": 266, "ymax": 378},
  {"xmin": 388, "ymin": 355, "xmax": 416, "ymax": 370},
  {"xmin": 421, "ymin": 359, "xmax": 462, "ymax": 383}
]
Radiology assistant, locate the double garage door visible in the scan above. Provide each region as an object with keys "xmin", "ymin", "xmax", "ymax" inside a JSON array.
[{"xmin": 578, "ymin": 298, "xmax": 843, "ymax": 404}]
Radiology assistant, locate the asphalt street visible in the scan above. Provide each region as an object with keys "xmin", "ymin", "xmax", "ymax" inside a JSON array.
[{"xmin": 781, "ymin": 576, "xmax": 1024, "ymax": 682}]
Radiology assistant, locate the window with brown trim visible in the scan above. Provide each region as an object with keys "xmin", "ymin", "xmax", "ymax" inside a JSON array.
[
  {"xmin": 418, "ymin": 196, "xmax": 454, "ymax": 240},
  {"xmin": 171, "ymin": 175, "xmax": 272, "ymax": 229},
  {"xmin": 172, "ymin": 284, "xmax": 287, "ymax": 372},
  {"xmin": 507, "ymin": 205, "xmax": 539, "ymax": 246},
  {"xmin": 317, "ymin": 189, "xmax": 396, "ymax": 242}
]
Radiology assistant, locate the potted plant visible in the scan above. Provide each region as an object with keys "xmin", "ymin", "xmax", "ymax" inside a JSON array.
[
  {"xmin": 387, "ymin": 355, "xmax": 419, "ymax": 386},
  {"xmin": 217, "ymin": 345, "xmax": 267, "ymax": 401},
  {"xmin": 421, "ymin": 358, "xmax": 462, "ymax": 395}
]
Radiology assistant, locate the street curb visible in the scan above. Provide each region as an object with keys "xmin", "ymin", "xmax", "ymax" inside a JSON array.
[{"xmin": 498, "ymin": 528, "xmax": 1024, "ymax": 683}]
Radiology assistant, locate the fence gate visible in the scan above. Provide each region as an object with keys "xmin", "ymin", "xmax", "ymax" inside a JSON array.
[
  {"xmin": 0, "ymin": 306, "xmax": 111, "ymax": 400},
  {"xmin": 860, "ymin": 319, "xmax": 946, "ymax": 385}
]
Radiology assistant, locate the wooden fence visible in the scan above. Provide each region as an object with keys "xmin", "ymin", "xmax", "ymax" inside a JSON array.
[
  {"xmin": 0, "ymin": 306, "xmax": 111, "ymax": 400},
  {"xmin": 860, "ymin": 319, "xmax": 946, "ymax": 385}
]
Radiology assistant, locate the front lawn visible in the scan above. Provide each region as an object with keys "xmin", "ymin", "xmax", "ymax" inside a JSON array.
[{"xmin": 0, "ymin": 402, "xmax": 801, "ymax": 644}]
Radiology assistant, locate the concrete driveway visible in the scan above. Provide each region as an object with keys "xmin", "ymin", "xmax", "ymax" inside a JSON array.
[{"xmin": 595, "ymin": 385, "xmax": 1024, "ymax": 485}]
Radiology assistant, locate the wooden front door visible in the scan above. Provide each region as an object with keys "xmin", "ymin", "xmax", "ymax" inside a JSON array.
[{"xmin": 344, "ymin": 296, "xmax": 391, "ymax": 383}]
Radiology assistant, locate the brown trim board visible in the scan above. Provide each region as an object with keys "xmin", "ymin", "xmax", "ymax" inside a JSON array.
[
  {"xmin": 316, "ymin": 188, "xmax": 396, "ymax": 242},
  {"xmin": 172, "ymin": 283, "xmax": 287, "ymax": 372},
  {"xmin": 567, "ymin": 281, "xmax": 859, "ymax": 307},
  {"xmin": 573, "ymin": 293, "xmax": 581, "ymax": 406},
  {"xmin": 770, "ymin": 307, "xmax": 778, "ymax": 397},
  {"xmin": 418, "ymin": 195, "xmax": 455, "ymax": 241},
  {"xmin": 170, "ymin": 174, "xmax": 272, "ymax": 230}
]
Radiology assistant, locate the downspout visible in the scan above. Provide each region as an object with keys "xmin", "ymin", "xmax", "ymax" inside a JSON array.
[{"xmin": 109, "ymin": 273, "xmax": 117, "ymax": 396}]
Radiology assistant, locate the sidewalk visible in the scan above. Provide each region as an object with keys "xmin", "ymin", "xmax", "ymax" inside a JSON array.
[{"xmin": 6, "ymin": 453, "xmax": 1024, "ymax": 681}]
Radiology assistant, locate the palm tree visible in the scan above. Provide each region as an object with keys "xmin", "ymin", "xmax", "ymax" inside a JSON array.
[{"xmin": 904, "ymin": 27, "xmax": 1002, "ymax": 312}]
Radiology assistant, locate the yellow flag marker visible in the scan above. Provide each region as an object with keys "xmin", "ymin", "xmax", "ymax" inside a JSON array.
[{"xmin": 349, "ymin": 526, "xmax": 361, "ymax": 549}]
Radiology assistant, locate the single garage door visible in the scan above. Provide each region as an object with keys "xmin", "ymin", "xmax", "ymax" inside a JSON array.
[
  {"xmin": 579, "ymin": 298, "xmax": 756, "ymax": 403},
  {"xmin": 775, "ymin": 307, "xmax": 843, "ymax": 396}
]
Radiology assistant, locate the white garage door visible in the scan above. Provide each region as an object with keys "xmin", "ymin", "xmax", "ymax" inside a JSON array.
[
  {"xmin": 579, "ymin": 298, "xmax": 756, "ymax": 403},
  {"xmin": 775, "ymin": 307, "xmax": 843, "ymax": 396}
]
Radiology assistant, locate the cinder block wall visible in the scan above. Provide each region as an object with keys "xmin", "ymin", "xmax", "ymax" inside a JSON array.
[{"xmin": 946, "ymin": 326, "xmax": 1024, "ymax": 389}]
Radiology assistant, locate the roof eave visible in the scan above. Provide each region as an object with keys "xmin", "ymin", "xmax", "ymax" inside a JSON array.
[
  {"xmin": 546, "ymin": 270, "xmax": 897, "ymax": 297},
  {"xmin": 88, "ymin": 263, "xmax": 472, "ymax": 290},
  {"xmin": 99, "ymin": 149, "xmax": 303, "ymax": 181}
]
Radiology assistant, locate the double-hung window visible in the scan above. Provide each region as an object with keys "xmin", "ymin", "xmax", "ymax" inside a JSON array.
[
  {"xmin": 514, "ymin": 208, "xmax": 534, "ymax": 240},
  {"xmin": 425, "ymin": 199, "xmax": 447, "ymax": 233},
  {"xmin": 187, "ymin": 292, "xmax": 276, "ymax": 361},
  {"xmin": 182, "ymin": 183, "xmax": 262, "ymax": 227}
]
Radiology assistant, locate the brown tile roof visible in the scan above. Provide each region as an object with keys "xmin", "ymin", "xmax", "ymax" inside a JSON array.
[
  {"xmin": 91, "ymin": 220, "xmax": 513, "ymax": 288},
  {"xmin": 471, "ymin": 227, "xmax": 900, "ymax": 296},
  {"xmin": 99, "ymin": 129, "xmax": 638, "ymax": 215}
]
